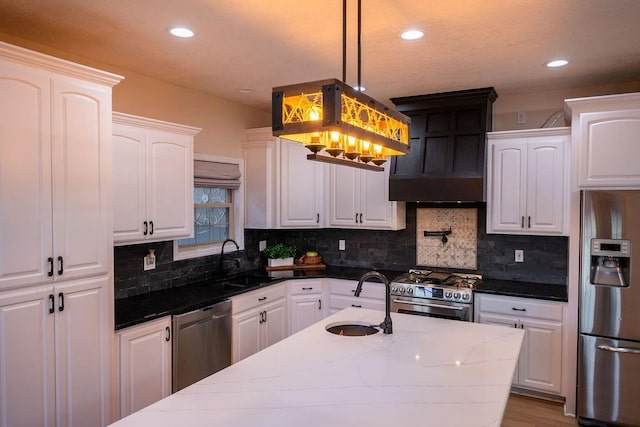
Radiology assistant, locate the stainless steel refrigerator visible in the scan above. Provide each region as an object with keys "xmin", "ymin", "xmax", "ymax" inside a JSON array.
[{"xmin": 578, "ymin": 190, "xmax": 640, "ymax": 426}]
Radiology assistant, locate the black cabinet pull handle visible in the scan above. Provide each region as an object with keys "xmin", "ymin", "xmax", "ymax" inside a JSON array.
[
  {"xmin": 58, "ymin": 292, "xmax": 64, "ymax": 312},
  {"xmin": 318, "ymin": 299, "xmax": 322, "ymax": 310},
  {"xmin": 514, "ymin": 322, "xmax": 518, "ymax": 328},
  {"xmin": 165, "ymin": 326, "xmax": 171, "ymax": 342},
  {"xmin": 528, "ymin": 216, "xmax": 531, "ymax": 228},
  {"xmin": 521, "ymin": 216, "xmax": 525, "ymax": 228},
  {"xmin": 49, "ymin": 294, "xmax": 55, "ymax": 314},
  {"xmin": 355, "ymin": 214, "xmax": 358, "ymax": 223},
  {"xmin": 258, "ymin": 296, "xmax": 267, "ymax": 301},
  {"xmin": 351, "ymin": 304, "xmax": 362, "ymax": 308},
  {"xmin": 57, "ymin": 256, "xmax": 63, "ymax": 275},
  {"xmin": 143, "ymin": 221, "xmax": 148, "ymax": 235},
  {"xmin": 511, "ymin": 307, "xmax": 526, "ymax": 312},
  {"xmin": 150, "ymin": 221, "xmax": 154, "ymax": 235},
  {"xmin": 302, "ymin": 287, "xmax": 313, "ymax": 291},
  {"xmin": 264, "ymin": 310, "xmax": 267, "ymax": 323},
  {"xmin": 316, "ymin": 213, "xmax": 320, "ymax": 224},
  {"xmin": 359, "ymin": 213, "xmax": 363, "ymax": 223},
  {"xmin": 47, "ymin": 257, "xmax": 54, "ymax": 277}
]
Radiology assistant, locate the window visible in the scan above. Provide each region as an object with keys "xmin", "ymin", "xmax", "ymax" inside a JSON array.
[
  {"xmin": 178, "ymin": 187, "xmax": 233, "ymax": 247},
  {"xmin": 173, "ymin": 155, "xmax": 244, "ymax": 260}
]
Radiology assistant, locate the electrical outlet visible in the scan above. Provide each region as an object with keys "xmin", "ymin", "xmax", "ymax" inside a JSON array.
[
  {"xmin": 517, "ymin": 112, "xmax": 526, "ymax": 124},
  {"xmin": 144, "ymin": 249, "xmax": 156, "ymax": 271},
  {"xmin": 339, "ymin": 240, "xmax": 346, "ymax": 251},
  {"xmin": 259, "ymin": 240, "xmax": 267, "ymax": 251},
  {"xmin": 515, "ymin": 250, "xmax": 524, "ymax": 263}
]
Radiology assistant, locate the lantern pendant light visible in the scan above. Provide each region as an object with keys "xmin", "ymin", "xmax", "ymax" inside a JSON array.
[{"xmin": 271, "ymin": 0, "xmax": 410, "ymax": 171}]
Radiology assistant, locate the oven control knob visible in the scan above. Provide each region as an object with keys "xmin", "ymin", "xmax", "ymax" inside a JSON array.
[
  {"xmin": 445, "ymin": 291, "xmax": 452, "ymax": 299},
  {"xmin": 453, "ymin": 292, "xmax": 461, "ymax": 300},
  {"xmin": 392, "ymin": 286, "xmax": 398, "ymax": 293},
  {"xmin": 406, "ymin": 287, "xmax": 413, "ymax": 295},
  {"xmin": 398, "ymin": 286, "xmax": 405, "ymax": 293},
  {"xmin": 462, "ymin": 293, "xmax": 470, "ymax": 301}
]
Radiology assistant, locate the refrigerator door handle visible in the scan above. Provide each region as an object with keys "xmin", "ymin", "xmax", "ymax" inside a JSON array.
[{"xmin": 597, "ymin": 344, "xmax": 640, "ymax": 355}]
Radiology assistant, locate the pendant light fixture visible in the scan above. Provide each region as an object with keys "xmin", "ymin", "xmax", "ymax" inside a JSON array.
[{"xmin": 272, "ymin": 0, "xmax": 410, "ymax": 171}]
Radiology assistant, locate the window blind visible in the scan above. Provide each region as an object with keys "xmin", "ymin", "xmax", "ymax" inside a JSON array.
[{"xmin": 193, "ymin": 160, "xmax": 241, "ymax": 189}]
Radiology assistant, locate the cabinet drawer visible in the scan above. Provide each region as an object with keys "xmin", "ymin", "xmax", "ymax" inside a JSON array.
[
  {"xmin": 475, "ymin": 294, "xmax": 563, "ymax": 321},
  {"xmin": 231, "ymin": 284, "xmax": 286, "ymax": 314},
  {"xmin": 330, "ymin": 295, "xmax": 385, "ymax": 312},
  {"xmin": 287, "ymin": 279, "xmax": 324, "ymax": 295},
  {"xmin": 329, "ymin": 279, "xmax": 386, "ymax": 300}
]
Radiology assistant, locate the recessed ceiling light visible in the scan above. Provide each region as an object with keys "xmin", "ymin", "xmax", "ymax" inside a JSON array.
[
  {"xmin": 546, "ymin": 59, "xmax": 568, "ymax": 68},
  {"xmin": 401, "ymin": 30, "xmax": 424, "ymax": 40},
  {"xmin": 353, "ymin": 86, "xmax": 366, "ymax": 92},
  {"xmin": 236, "ymin": 88, "xmax": 254, "ymax": 94},
  {"xmin": 168, "ymin": 27, "xmax": 195, "ymax": 38}
]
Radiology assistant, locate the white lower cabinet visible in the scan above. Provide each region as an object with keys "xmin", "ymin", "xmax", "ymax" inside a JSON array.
[
  {"xmin": 288, "ymin": 279, "xmax": 326, "ymax": 335},
  {"xmin": 0, "ymin": 276, "xmax": 110, "ymax": 427},
  {"xmin": 231, "ymin": 284, "xmax": 287, "ymax": 363},
  {"xmin": 117, "ymin": 316, "xmax": 172, "ymax": 418},
  {"xmin": 327, "ymin": 278, "xmax": 386, "ymax": 315},
  {"xmin": 474, "ymin": 293, "xmax": 563, "ymax": 395}
]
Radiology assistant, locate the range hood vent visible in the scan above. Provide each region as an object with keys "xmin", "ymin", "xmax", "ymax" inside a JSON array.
[{"xmin": 388, "ymin": 87, "xmax": 497, "ymax": 202}]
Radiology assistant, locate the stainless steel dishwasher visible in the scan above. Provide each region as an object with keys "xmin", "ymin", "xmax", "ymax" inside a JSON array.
[{"xmin": 172, "ymin": 299, "xmax": 232, "ymax": 392}]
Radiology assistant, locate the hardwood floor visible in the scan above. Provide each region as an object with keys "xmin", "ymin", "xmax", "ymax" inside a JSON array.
[{"xmin": 502, "ymin": 393, "xmax": 579, "ymax": 427}]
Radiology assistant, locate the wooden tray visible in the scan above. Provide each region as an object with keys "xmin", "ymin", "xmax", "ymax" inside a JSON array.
[{"xmin": 265, "ymin": 263, "xmax": 327, "ymax": 272}]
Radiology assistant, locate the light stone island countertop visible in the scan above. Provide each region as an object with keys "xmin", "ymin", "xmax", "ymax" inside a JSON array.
[{"xmin": 110, "ymin": 308, "xmax": 524, "ymax": 427}]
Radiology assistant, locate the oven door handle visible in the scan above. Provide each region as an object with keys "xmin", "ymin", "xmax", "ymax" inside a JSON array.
[{"xmin": 393, "ymin": 299, "xmax": 465, "ymax": 311}]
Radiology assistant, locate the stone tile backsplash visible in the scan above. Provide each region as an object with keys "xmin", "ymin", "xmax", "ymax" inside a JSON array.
[{"xmin": 416, "ymin": 208, "xmax": 477, "ymax": 269}]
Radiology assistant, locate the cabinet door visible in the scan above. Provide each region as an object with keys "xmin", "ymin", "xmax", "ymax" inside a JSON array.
[
  {"xmin": 54, "ymin": 276, "xmax": 109, "ymax": 427},
  {"xmin": 474, "ymin": 312, "xmax": 520, "ymax": 385},
  {"xmin": 359, "ymin": 167, "xmax": 395, "ymax": 228},
  {"xmin": 577, "ymin": 109, "xmax": 640, "ymax": 187},
  {"xmin": 518, "ymin": 317, "xmax": 562, "ymax": 394},
  {"xmin": 0, "ymin": 63, "xmax": 53, "ymax": 290},
  {"xmin": 51, "ymin": 78, "xmax": 111, "ymax": 280},
  {"xmin": 289, "ymin": 294, "xmax": 323, "ymax": 335},
  {"xmin": 526, "ymin": 138, "xmax": 564, "ymax": 234},
  {"xmin": 113, "ymin": 124, "xmax": 147, "ymax": 244},
  {"xmin": 146, "ymin": 130, "xmax": 194, "ymax": 240},
  {"xmin": 328, "ymin": 165, "xmax": 359, "ymax": 227},
  {"xmin": 0, "ymin": 285, "xmax": 56, "ymax": 427},
  {"xmin": 262, "ymin": 299, "xmax": 287, "ymax": 348},
  {"xmin": 279, "ymin": 139, "xmax": 323, "ymax": 227},
  {"xmin": 488, "ymin": 140, "xmax": 527, "ymax": 233},
  {"xmin": 118, "ymin": 317, "xmax": 172, "ymax": 418},
  {"xmin": 232, "ymin": 308, "xmax": 261, "ymax": 363}
]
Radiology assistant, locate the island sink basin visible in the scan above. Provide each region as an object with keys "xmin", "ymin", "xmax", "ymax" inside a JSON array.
[{"xmin": 325, "ymin": 322, "xmax": 379, "ymax": 336}]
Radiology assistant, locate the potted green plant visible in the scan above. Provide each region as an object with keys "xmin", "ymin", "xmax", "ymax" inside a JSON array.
[{"xmin": 262, "ymin": 243, "xmax": 296, "ymax": 267}]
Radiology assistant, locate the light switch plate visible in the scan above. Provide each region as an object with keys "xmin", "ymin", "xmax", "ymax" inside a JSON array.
[
  {"xmin": 515, "ymin": 250, "xmax": 524, "ymax": 263},
  {"xmin": 144, "ymin": 252, "xmax": 156, "ymax": 270},
  {"xmin": 259, "ymin": 240, "xmax": 267, "ymax": 251},
  {"xmin": 339, "ymin": 240, "xmax": 346, "ymax": 251}
]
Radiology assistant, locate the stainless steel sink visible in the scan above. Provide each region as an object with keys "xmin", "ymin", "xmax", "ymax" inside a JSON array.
[{"xmin": 325, "ymin": 322, "xmax": 380, "ymax": 336}]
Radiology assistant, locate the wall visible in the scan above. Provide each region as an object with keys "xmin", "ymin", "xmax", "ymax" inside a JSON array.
[{"xmin": 0, "ymin": 33, "xmax": 271, "ymax": 158}]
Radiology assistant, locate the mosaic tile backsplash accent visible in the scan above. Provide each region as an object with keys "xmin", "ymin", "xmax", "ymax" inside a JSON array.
[{"xmin": 416, "ymin": 208, "xmax": 477, "ymax": 269}]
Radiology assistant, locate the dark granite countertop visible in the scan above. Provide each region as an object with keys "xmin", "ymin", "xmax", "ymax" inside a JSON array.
[
  {"xmin": 115, "ymin": 266, "xmax": 567, "ymax": 330},
  {"xmin": 115, "ymin": 267, "xmax": 405, "ymax": 330},
  {"xmin": 474, "ymin": 278, "xmax": 567, "ymax": 302}
]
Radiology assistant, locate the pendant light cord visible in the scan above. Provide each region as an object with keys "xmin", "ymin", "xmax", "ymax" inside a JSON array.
[{"xmin": 342, "ymin": 0, "xmax": 363, "ymax": 89}]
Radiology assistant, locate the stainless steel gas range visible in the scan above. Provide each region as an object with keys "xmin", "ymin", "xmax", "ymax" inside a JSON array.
[{"xmin": 391, "ymin": 269, "xmax": 482, "ymax": 322}]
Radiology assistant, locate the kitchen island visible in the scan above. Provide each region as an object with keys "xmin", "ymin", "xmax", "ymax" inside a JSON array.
[{"xmin": 110, "ymin": 308, "xmax": 524, "ymax": 427}]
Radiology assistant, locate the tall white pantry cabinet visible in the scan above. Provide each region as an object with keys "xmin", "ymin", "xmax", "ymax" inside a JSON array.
[{"xmin": 0, "ymin": 42, "xmax": 122, "ymax": 426}]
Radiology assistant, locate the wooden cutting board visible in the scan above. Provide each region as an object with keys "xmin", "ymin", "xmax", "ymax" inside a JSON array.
[{"xmin": 265, "ymin": 263, "xmax": 327, "ymax": 272}]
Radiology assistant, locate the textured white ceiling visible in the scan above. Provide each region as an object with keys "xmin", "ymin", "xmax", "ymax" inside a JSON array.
[{"xmin": 1, "ymin": 0, "xmax": 639, "ymax": 111}]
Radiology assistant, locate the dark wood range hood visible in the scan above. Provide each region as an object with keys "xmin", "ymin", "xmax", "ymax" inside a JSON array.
[{"xmin": 388, "ymin": 87, "xmax": 497, "ymax": 203}]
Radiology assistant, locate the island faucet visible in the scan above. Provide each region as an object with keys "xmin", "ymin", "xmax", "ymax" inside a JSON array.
[
  {"xmin": 355, "ymin": 271, "xmax": 393, "ymax": 334},
  {"xmin": 219, "ymin": 238, "xmax": 239, "ymax": 277}
]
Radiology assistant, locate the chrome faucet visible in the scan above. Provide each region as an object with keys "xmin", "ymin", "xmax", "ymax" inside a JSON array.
[
  {"xmin": 355, "ymin": 271, "xmax": 393, "ymax": 334},
  {"xmin": 219, "ymin": 239, "xmax": 239, "ymax": 276}
]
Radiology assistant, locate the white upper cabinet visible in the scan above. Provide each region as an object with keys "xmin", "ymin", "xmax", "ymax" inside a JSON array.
[
  {"xmin": 243, "ymin": 127, "xmax": 405, "ymax": 230},
  {"xmin": 565, "ymin": 92, "xmax": 640, "ymax": 188},
  {"xmin": 328, "ymin": 163, "xmax": 405, "ymax": 230},
  {"xmin": 487, "ymin": 128, "xmax": 569, "ymax": 236},
  {"xmin": 0, "ymin": 42, "xmax": 120, "ymax": 291},
  {"xmin": 112, "ymin": 113, "xmax": 200, "ymax": 245},
  {"xmin": 279, "ymin": 138, "xmax": 325, "ymax": 228}
]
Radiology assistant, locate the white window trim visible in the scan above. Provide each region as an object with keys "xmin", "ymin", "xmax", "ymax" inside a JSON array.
[{"xmin": 173, "ymin": 153, "xmax": 245, "ymax": 261}]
